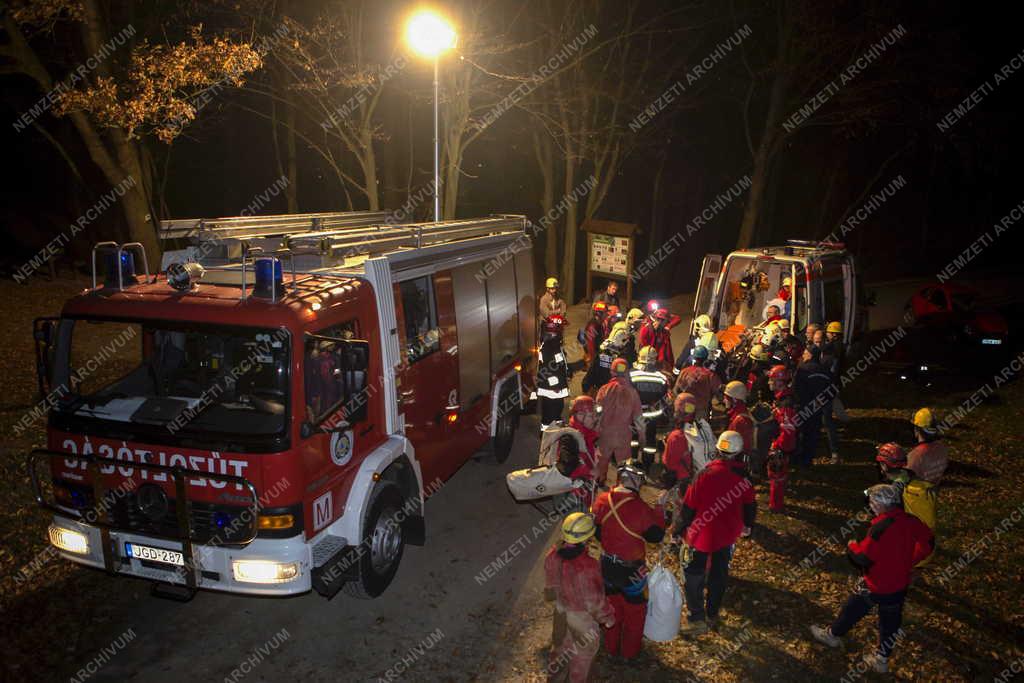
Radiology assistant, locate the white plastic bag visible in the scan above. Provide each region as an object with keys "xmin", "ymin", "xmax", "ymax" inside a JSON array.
[{"xmin": 643, "ymin": 564, "xmax": 683, "ymax": 642}]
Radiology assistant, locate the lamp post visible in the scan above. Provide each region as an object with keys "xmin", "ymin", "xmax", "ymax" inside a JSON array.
[{"xmin": 405, "ymin": 10, "xmax": 457, "ymax": 222}]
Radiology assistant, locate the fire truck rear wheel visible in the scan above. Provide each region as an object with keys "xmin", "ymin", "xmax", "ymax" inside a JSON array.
[
  {"xmin": 343, "ymin": 483, "xmax": 405, "ymax": 599},
  {"xmin": 493, "ymin": 384, "xmax": 520, "ymax": 464}
]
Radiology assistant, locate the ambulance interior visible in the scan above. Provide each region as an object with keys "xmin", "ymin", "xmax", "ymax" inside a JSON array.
[{"xmin": 714, "ymin": 256, "xmax": 806, "ymax": 338}]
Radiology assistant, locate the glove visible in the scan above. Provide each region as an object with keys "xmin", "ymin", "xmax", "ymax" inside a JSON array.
[{"xmin": 679, "ymin": 542, "xmax": 694, "ymax": 566}]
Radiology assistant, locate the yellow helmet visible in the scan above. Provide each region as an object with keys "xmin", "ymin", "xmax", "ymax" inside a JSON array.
[
  {"xmin": 637, "ymin": 345, "xmax": 658, "ymax": 366},
  {"xmin": 912, "ymin": 407, "xmax": 936, "ymax": 430},
  {"xmin": 546, "ymin": 277, "xmax": 559, "ymax": 288},
  {"xmin": 610, "ymin": 320, "xmax": 630, "ymax": 338},
  {"xmin": 561, "ymin": 512, "xmax": 596, "ymax": 544},
  {"xmin": 748, "ymin": 343, "xmax": 770, "ymax": 362},
  {"xmin": 826, "ymin": 321, "xmax": 842, "ymax": 334},
  {"xmin": 693, "ymin": 314, "xmax": 712, "ymax": 334},
  {"xmin": 625, "ymin": 308, "xmax": 645, "ymax": 324},
  {"xmin": 782, "ymin": 276, "xmax": 792, "ymax": 287}
]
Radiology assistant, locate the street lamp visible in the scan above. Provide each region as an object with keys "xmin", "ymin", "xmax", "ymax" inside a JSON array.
[{"xmin": 405, "ymin": 10, "xmax": 457, "ymax": 222}]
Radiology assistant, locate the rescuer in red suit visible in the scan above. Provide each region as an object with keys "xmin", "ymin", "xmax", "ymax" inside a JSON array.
[
  {"xmin": 567, "ymin": 395, "xmax": 600, "ymax": 508},
  {"xmin": 544, "ymin": 512, "xmax": 615, "ymax": 683},
  {"xmin": 595, "ymin": 358, "xmax": 644, "ymax": 486},
  {"xmin": 767, "ymin": 364, "xmax": 797, "ymax": 512},
  {"xmin": 811, "ymin": 484, "xmax": 934, "ymax": 674},
  {"xmin": 673, "ymin": 430, "xmax": 756, "ymax": 636},
  {"xmin": 638, "ymin": 308, "xmax": 681, "ymax": 370},
  {"xmin": 591, "ymin": 462, "xmax": 665, "ymax": 659},
  {"xmin": 723, "ymin": 381, "xmax": 754, "ymax": 466}
]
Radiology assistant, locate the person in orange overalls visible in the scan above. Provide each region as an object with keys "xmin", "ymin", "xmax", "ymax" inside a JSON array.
[
  {"xmin": 592, "ymin": 462, "xmax": 665, "ymax": 659},
  {"xmin": 638, "ymin": 308, "xmax": 681, "ymax": 371},
  {"xmin": 595, "ymin": 358, "xmax": 644, "ymax": 486},
  {"xmin": 544, "ymin": 513, "xmax": 615, "ymax": 683}
]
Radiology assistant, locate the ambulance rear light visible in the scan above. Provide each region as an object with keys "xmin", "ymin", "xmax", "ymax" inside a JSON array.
[
  {"xmin": 49, "ymin": 525, "xmax": 89, "ymax": 555},
  {"xmin": 232, "ymin": 559, "xmax": 300, "ymax": 584}
]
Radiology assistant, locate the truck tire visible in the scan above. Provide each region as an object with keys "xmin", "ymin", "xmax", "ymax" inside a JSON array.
[
  {"xmin": 343, "ymin": 483, "xmax": 405, "ymax": 599},
  {"xmin": 492, "ymin": 383, "xmax": 520, "ymax": 464}
]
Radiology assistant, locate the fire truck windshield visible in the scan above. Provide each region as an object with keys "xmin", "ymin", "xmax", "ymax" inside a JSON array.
[{"xmin": 49, "ymin": 318, "xmax": 290, "ymax": 449}]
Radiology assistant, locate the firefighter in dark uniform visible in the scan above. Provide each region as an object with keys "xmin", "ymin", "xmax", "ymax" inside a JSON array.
[
  {"xmin": 537, "ymin": 315, "xmax": 570, "ymax": 429},
  {"xmin": 592, "ymin": 462, "xmax": 665, "ymax": 659},
  {"xmin": 629, "ymin": 346, "xmax": 671, "ymax": 469}
]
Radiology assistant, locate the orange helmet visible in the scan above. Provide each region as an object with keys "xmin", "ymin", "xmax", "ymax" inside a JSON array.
[
  {"xmin": 768, "ymin": 364, "xmax": 791, "ymax": 383},
  {"xmin": 592, "ymin": 301, "xmax": 607, "ymax": 315},
  {"xmin": 607, "ymin": 304, "xmax": 621, "ymax": 319},
  {"xmin": 610, "ymin": 357, "xmax": 630, "ymax": 375}
]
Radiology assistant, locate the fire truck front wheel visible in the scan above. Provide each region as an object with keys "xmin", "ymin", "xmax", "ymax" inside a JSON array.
[
  {"xmin": 343, "ymin": 483, "xmax": 406, "ymax": 599},
  {"xmin": 493, "ymin": 383, "xmax": 520, "ymax": 464}
]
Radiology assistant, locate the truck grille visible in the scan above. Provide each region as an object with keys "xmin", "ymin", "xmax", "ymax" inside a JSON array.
[{"xmin": 59, "ymin": 481, "xmax": 254, "ymax": 545}]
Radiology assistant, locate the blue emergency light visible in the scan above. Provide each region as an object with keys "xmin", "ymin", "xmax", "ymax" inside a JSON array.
[
  {"xmin": 253, "ymin": 257, "xmax": 283, "ymax": 299},
  {"xmin": 103, "ymin": 250, "xmax": 136, "ymax": 287}
]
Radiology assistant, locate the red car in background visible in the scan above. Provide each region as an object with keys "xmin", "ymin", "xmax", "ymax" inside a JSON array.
[{"xmin": 907, "ymin": 282, "xmax": 1009, "ymax": 348}]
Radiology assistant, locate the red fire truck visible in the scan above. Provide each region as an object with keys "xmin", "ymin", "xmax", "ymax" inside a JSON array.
[{"xmin": 29, "ymin": 211, "xmax": 535, "ymax": 600}]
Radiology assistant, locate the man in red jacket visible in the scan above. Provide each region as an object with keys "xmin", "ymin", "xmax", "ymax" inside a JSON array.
[
  {"xmin": 767, "ymin": 365, "xmax": 797, "ymax": 513},
  {"xmin": 811, "ymin": 484, "xmax": 934, "ymax": 674},
  {"xmin": 592, "ymin": 462, "xmax": 665, "ymax": 659},
  {"xmin": 567, "ymin": 396, "xmax": 600, "ymax": 508},
  {"xmin": 673, "ymin": 430, "xmax": 756, "ymax": 636},
  {"xmin": 723, "ymin": 381, "xmax": 754, "ymax": 465},
  {"xmin": 544, "ymin": 513, "xmax": 615, "ymax": 683},
  {"xmin": 638, "ymin": 308, "xmax": 681, "ymax": 370}
]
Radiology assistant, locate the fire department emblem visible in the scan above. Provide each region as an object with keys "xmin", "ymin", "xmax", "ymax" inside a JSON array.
[{"xmin": 330, "ymin": 430, "xmax": 354, "ymax": 467}]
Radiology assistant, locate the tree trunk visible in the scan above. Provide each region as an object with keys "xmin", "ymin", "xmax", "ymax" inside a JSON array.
[
  {"xmin": 735, "ymin": 13, "xmax": 791, "ymax": 250},
  {"xmin": 561, "ymin": 154, "xmax": 579, "ymax": 304},
  {"xmin": 532, "ymin": 128, "xmax": 557, "ymax": 278}
]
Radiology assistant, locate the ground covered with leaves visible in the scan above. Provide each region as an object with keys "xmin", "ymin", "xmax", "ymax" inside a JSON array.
[{"xmin": 2, "ymin": 278, "xmax": 1023, "ymax": 681}]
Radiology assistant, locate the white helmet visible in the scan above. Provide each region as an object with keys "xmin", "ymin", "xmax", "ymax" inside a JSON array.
[
  {"xmin": 717, "ymin": 430, "xmax": 744, "ymax": 456},
  {"xmin": 724, "ymin": 381, "xmax": 748, "ymax": 402},
  {"xmin": 693, "ymin": 314, "xmax": 712, "ymax": 335}
]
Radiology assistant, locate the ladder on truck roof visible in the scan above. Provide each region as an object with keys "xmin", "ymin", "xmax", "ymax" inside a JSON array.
[
  {"xmin": 159, "ymin": 210, "xmax": 390, "ymax": 242},
  {"xmin": 159, "ymin": 210, "xmax": 527, "ymax": 277}
]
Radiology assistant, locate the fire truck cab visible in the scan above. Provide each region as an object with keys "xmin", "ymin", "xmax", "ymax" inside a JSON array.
[
  {"xmin": 30, "ymin": 211, "xmax": 535, "ymax": 600},
  {"xmin": 693, "ymin": 240, "xmax": 863, "ymax": 354}
]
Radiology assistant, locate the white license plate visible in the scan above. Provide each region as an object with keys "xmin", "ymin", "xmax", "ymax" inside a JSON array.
[
  {"xmin": 982, "ymin": 338, "xmax": 1002, "ymax": 345},
  {"xmin": 126, "ymin": 542, "xmax": 184, "ymax": 566}
]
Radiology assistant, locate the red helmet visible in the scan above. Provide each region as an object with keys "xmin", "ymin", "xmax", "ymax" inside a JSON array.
[
  {"xmin": 610, "ymin": 357, "xmax": 630, "ymax": 375},
  {"xmin": 876, "ymin": 442, "xmax": 907, "ymax": 467},
  {"xmin": 542, "ymin": 315, "xmax": 565, "ymax": 334},
  {"xmin": 654, "ymin": 308, "xmax": 669, "ymax": 321},
  {"xmin": 592, "ymin": 301, "xmax": 607, "ymax": 315},
  {"xmin": 645, "ymin": 299, "xmax": 659, "ymax": 313},
  {"xmin": 673, "ymin": 392, "xmax": 697, "ymax": 420},
  {"xmin": 768, "ymin": 364, "xmax": 791, "ymax": 383},
  {"xmin": 570, "ymin": 395, "xmax": 595, "ymax": 415}
]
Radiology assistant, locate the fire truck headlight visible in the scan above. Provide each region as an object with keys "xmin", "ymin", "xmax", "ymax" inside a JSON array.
[
  {"xmin": 49, "ymin": 525, "xmax": 89, "ymax": 555},
  {"xmin": 232, "ymin": 560, "xmax": 300, "ymax": 584}
]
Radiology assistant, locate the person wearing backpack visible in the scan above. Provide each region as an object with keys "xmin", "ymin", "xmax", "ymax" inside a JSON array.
[
  {"xmin": 544, "ymin": 513, "xmax": 615, "ymax": 683},
  {"xmin": 592, "ymin": 462, "xmax": 665, "ymax": 659},
  {"xmin": 876, "ymin": 442, "xmax": 938, "ymax": 560}
]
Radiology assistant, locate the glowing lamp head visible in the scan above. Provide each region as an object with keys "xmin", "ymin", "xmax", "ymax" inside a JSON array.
[{"xmin": 406, "ymin": 11, "xmax": 457, "ymax": 58}]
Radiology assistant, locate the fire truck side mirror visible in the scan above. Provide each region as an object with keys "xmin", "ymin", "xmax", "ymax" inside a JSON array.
[{"xmin": 33, "ymin": 317, "xmax": 58, "ymax": 398}]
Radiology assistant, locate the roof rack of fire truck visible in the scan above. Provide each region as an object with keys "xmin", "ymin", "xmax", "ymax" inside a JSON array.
[
  {"xmin": 157, "ymin": 210, "xmax": 527, "ymax": 281},
  {"xmin": 159, "ymin": 210, "xmax": 390, "ymax": 242}
]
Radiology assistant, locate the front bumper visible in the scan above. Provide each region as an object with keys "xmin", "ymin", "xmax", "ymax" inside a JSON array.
[{"xmin": 50, "ymin": 514, "xmax": 312, "ymax": 596}]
